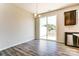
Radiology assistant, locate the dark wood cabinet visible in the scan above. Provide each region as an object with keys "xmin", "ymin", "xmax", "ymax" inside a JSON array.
[
  {"xmin": 65, "ymin": 32, "xmax": 79, "ymax": 47},
  {"xmin": 64, "ymin": 10, "xmax": 76, "ymax": 26}
]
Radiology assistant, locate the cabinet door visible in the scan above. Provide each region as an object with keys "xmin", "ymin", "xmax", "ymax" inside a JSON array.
[
  {"xmin": 64, "ymin": 12, "xmax": 71, "ymax": 25},
  {"xmin": 70, "ymin": 10, "xmax": 76, "ymax": 25},
  {"xmin": 73, "ymin": 35, "xmax": 77, "ymax": 46},
  {"xmin": 67, "ymin": 35, "xmax": 73, "ymax": 45}
]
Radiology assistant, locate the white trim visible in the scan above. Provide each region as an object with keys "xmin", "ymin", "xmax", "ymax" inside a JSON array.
[{"xmin": 0, "ymin": 39, "xmax": 34, "ymax": 51}]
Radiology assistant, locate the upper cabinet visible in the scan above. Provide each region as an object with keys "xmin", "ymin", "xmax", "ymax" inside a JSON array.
[{"xmin": 64, "ymin": 10, "xmax": 76, "ymax": 26}]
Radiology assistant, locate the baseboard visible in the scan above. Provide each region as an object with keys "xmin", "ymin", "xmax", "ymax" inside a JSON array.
[
  {"xmin": 0, "ymin": 39, "xmax": 34, "ymax": 51},
  {"xmin": 40, "ymin": 39, "xmax": 64, "ymax": 44}
]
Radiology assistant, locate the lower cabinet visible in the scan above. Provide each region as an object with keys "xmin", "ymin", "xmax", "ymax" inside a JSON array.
[{"xmin": 65, "ymin": 32, "xmax": 79, "ymax": 47}]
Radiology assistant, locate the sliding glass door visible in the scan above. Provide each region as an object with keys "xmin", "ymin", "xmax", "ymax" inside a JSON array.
[{"xmin": 39, "ymin": 15, "xmax": 57, "ymax": 41}]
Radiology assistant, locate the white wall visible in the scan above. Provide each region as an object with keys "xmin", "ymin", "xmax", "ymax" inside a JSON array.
[
  {"xmin": 0, "ymin": 4, "xmax": 34, "ymax": 51},
  {"xmin": 39, "ymin": 5, "xmax": 79, "ymax": 43}
]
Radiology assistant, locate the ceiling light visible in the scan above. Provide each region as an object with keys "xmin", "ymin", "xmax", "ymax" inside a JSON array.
[{"xmin": 34, "ymin": 3, "xmax": 39, "ymax": 18}]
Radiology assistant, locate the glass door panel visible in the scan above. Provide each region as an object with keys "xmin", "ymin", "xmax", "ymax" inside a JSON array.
[
  {"xmin": 40, "ymin": 17, "xmax": 47, "ymax": 39},
  {"xmin": 47, "ymin": 16, "xmax": 57, "ymax": 40}
]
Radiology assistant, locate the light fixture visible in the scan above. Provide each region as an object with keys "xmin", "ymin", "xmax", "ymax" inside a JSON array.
[
  {"xmin": 34, "ymin": 3, "xmax": 40, "ymax": 18},
  {"xmin": 34, "ymin": 14, "xmax": 41, "ymax": 18}
]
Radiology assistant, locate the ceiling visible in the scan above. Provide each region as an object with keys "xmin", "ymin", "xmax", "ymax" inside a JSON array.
[{"xmin": 15, "ymin": 3, "xmax": 78, "ymax": 14}]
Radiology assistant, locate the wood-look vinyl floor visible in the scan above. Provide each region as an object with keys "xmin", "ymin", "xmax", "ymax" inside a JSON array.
[{"xmin": 0, "ymin": 40, "xmax": 79, "ymax": 56}]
